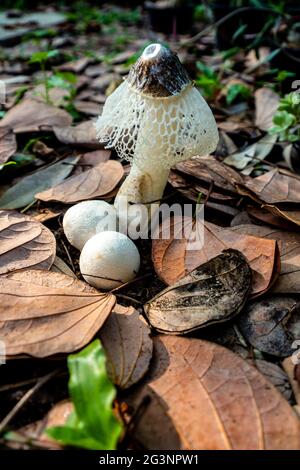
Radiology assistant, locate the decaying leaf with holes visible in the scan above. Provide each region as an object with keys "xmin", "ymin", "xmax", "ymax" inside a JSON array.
[{"xmin": 145, "ymin": 249, "xmax": 251, "ymax": 334}]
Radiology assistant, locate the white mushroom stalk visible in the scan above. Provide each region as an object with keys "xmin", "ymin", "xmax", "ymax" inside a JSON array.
[{"xmin": 95, "ymin": 43, "xmax": 219, "ymax": 206}]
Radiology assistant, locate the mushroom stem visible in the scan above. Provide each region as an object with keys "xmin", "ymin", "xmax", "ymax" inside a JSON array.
[{"xmin": 115, "ymin": 160, "xmax": 170, "ymax": 206}]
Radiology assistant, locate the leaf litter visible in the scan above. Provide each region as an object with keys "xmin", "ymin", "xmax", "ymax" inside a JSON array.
[{"xmin": 0, "ymin": 2, "xmax": 300, "ymax": 451}]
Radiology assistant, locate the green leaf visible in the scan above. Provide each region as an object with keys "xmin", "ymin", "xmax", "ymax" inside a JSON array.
[
  {"xmin": 273, "ymin": 110, "xmax": 296, "ymax": 129},
  {"xmin": 226, "ymin": 83, "xmax": 251, "ymax": 105},
  {"xmin": 47, "ymin": 340, "xmax": 122, "ymax": 450},
  {"xmin": 29, "ymin": 50, "xmax": 59, "ymax": 64}
]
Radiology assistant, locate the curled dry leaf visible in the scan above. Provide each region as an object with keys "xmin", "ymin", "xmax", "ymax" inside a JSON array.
[
  {"xmin": 53, "ymin": 120, "xmax": 104, "ymax": 149},
  {"xmin": 0, "ymin": 210, "xmax": 56, "ymax": 275},
  {"xmin": 99, "ymin": 304, "xmax": 153, "ymax": 389},
  {"xmin": 152, "ymin": 217, "xmax": 278, "ymax": 297},
  {"xmin": 230, "ymin": 224, "xmax": 300, "ymax": 294},
  {"xmin": 0, "ymin": 99, "xmax": 72, "ymax": 133},
  {"xmin": 125, "ymin": 336, "xmax": 300, "ymax": 450},
  {"xmin": 35, "ymin": 160, "xmax": 124, "ymax": 204},
  {"xmin": 0, "ymin": 127, "xmax": 17, "ymax": 164},
  {"xmin": 237, "ymin": 168, "xmax": 300, "ymax": 204},
  {"xmin": 262, "ymin": 205, "xmax": 300, "ymax": 228},
  {"xmin": 0, "ymin": 269, "xmax": 116, "ymax": 357},
  {"xmin": 246, "ymin": 206, "xmax": 299, "ymax": 231},
  {"xmin": 145, "ymin": 249, "xmax": 251, "ymax": 334},
  {"xmin": 0, "ymin": 155, "xmax": 79, "ymax": 210},
  {"xmin": 255, "ymin": 87, "xmax": 280, "ymax": 131},
  {"xmin": 238, "ymin": 296, "xmax": 300, "ymax": 357}
]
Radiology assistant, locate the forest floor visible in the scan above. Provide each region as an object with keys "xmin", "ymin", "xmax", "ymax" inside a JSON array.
[{"xmin": 0, "ymin": 2, "xmax": 300, "ymax": 451}]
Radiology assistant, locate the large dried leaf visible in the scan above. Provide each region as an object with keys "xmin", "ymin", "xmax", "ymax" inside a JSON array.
[
  {"xmin": 0, "ymin": 99, "xmax": 72, "ymax": 133},
  {"xmin": 152, "ymin": 217, "xmax": 278, "ymax": 297},
  {"xmin": 0, "ymin": 127, "xmax": 17, "ymax": 164},
  {"xmin": 238, "ymin": 296, "xmax": 300, "ymax": 357},
  {"xmin": 53, "ymin": 121, "xmax": 103, "ymax": 149},
  {"xmin": 230, "ymin": 224, "xmax": 300, "ymax": 294},
  {"xmin": 0, "ymin": 210, "xmax": 56, "ymax": 274},
  {"xmin": 0, "ymin": 155, "xmax": 79, "ymax": 209},
  {"xmin": 99, "ymin": 304, "xmax": 153, "ymax": 389},
  {"xmin": 255, "ymin": 87, "xmax": 280, "ymax": 131},
  {"xmin": 126, "ymin": 336, "xmax": 300, "ymax": 450},
  {"xmin": 145, "ymin": 249, "xmax": 251, "ymax": 333},
  {"xmin": 237, "ymin": 168, "xmax": 300, "ymax": 204},
  {"xmin": 0, "ymin": 269, "xmax": 116, "ymax": 357},
  {"xmin": 173, "ymin": 155, "xmax": 243, "ymax": 194},
  {"xmin": 36, "ymin": 160, "xmax": 124, "ymax": 204}
]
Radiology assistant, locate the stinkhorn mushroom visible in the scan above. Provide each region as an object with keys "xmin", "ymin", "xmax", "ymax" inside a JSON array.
[
  {"xmin": 95, "ymin": 43, "xmax": 219, "ymax": 206},
  {"xmin": 79, "ymin": 231, "xmax": 140, "ymax": 290},
  {"xmin": 63, "ymin": 200, "xmax": 117, "ymax": 251}
]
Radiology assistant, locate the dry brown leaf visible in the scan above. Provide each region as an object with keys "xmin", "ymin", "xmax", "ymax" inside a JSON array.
[
  {"xmin": 126, "ymin": 336, "xmax": 300, "ymax": 450},
  {"xmin": 99, "ymin": 304, "xmax": 153, "ymax": 389},
  {"xmin": 230, "ymin": 224, "xmax": 300, "ymax": 294},
  {"xmin": 262, "ymin": 204, "xmax": 300, "ymax": 228},
  {"xmin": 237, "ymin": 168, "xmax": 300, "ymax": 204},
  {"xmin": 73, "ymin": 100, "xmax": 102, "ymax": 116},
  {"xmin": 71, "ymin": 150, "xmax": 111, "ymax": 177},
  {"xmin": 0, "ymin": 127, "xmax": 17, "ymax": 164},
  {"xmin": 247, "ymin": 206, "xmax": 299, "ymax": 231},
  {"xmin": 168, "ymin": 171, "xmax": 237, "ymax": 203},
  {"xmin": 0, "ymin": 210, "xmax": 56, "ymax": 275},
  {"xmin": 0, "ymin": 269, "xmax": 116, "ymax": 357},
  {"xmin": 35, "ymin": 160, "xmax": 124, "ymax": 203},
  {"xmin": 152, "ymin": 217, "xmax": 278, "ymax": 297},
  {"xmin": 53, "ymin": 120, "xmax": 103, "ymax": 149},
  {"xmin": 0, "ymin": 99, "xmax": 72, "ymax": 133},
  {"xmin": 145, "ymin": 249, "xmax": 251, "ymax": 333},
  {"xmin": 59, "ymin": 57, "xmax": 90, "ymax": 73},
  {"xmin": 255, "ymin": 87, "xmax": 279, "ymax": 131},
  {"xmin": 174, "ymin": 155, "xmax": 244, "ymax": 194},
  {"xmin": 51, "ymin": 256, "xmax": 76, "ymax": 278},
  {"xmin": 31, "ymin": 208, "xmax": 62, "ymax": 223}
]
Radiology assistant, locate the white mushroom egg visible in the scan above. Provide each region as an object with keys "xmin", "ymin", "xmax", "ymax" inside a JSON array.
[
  {"xmin": 63, "ymin": 200, "xmax": 117, "ymax": 251},
  {"xmin": 79, "ymin": 231, "xmax": 140, "ymax": 290}
]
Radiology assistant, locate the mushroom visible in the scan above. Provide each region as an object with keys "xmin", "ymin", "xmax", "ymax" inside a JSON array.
[
  {"xmin": 63, "ymin": 200, "xmax": 117, "ymax": 251},
  {"xmin": 79, "ymin": 231, "xmax": 140, "ymax": 290},
  {"xmin": 95, "ymin": 43, "xmax": 219, "ymax": 206}
]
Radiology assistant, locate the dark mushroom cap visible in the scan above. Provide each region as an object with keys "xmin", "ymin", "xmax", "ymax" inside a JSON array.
[{"xmin": 127, "ymin": 43, "xmax": 191, "ymax": 98}]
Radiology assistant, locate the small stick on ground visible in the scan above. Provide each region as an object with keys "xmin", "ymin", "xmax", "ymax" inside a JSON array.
[{"xmin": 0, "ymin": 368, "xmax": 62, "ymax": 435}]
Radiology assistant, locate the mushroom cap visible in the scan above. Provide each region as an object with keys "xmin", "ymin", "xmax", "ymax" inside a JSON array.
[
  {"xmin": 127, "ymin": 43, "xmax": 191, "ymax": 98},
  {"xmin": 95, "ymin": 43, "xmax": 219, "ymax": 169},
  {"xmin": 79, "ymin": 231, "xmax": 140, "ymax": 290},
  {"xmin": 63, "ymin": 200, "xmax": 117, "ymax": 251}
]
